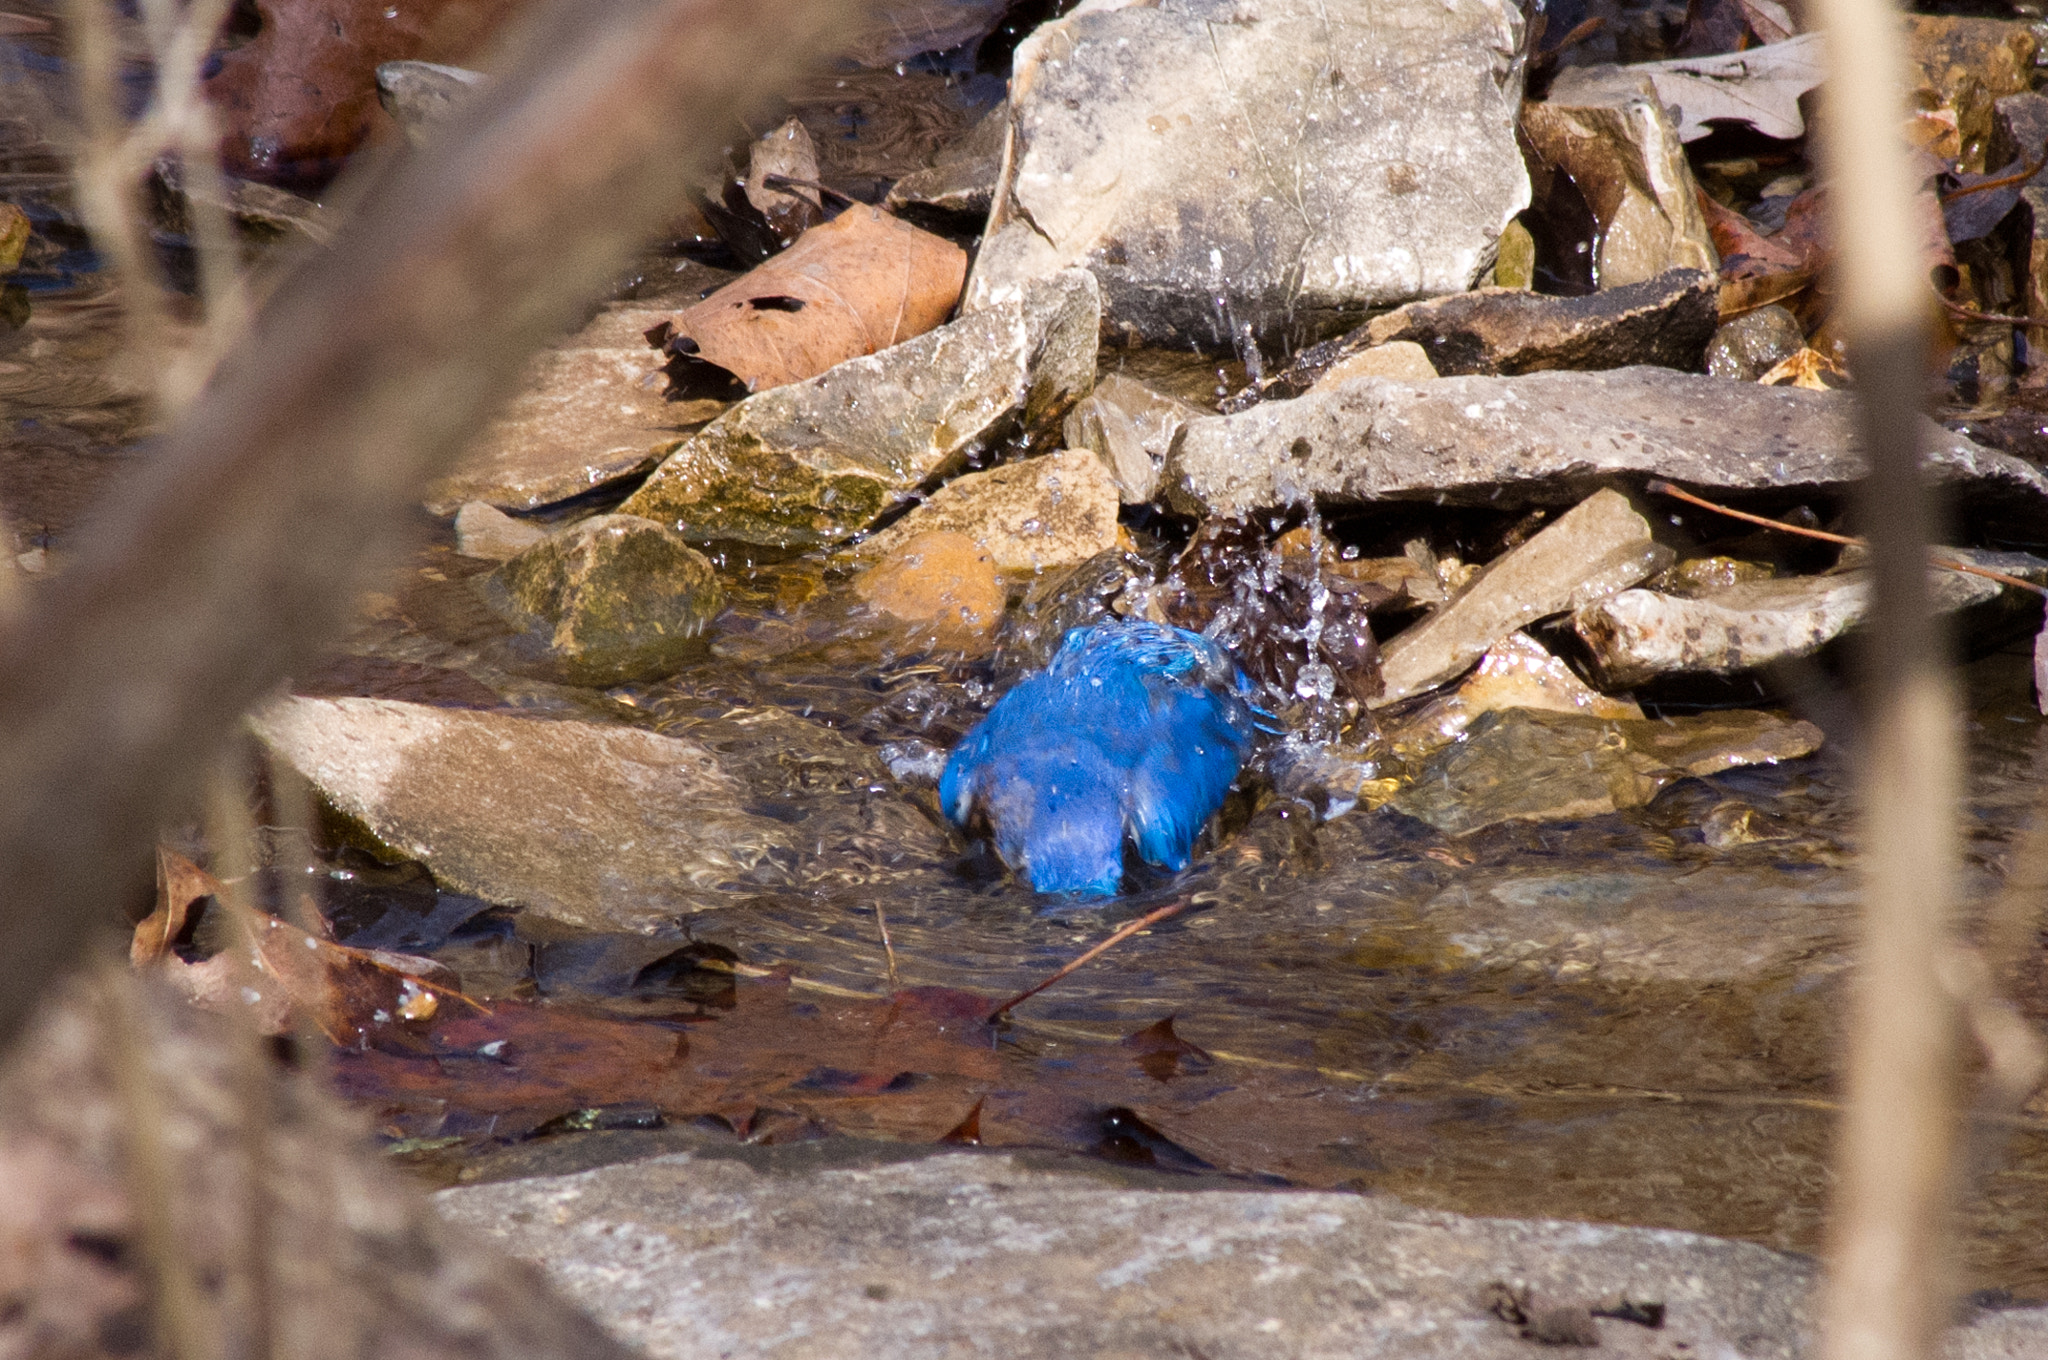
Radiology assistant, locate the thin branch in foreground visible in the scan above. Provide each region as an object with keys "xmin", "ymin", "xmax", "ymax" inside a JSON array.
[
  {"xmin": 1938, "ymin": 134, "xmax": 2048, "ymax": 203},
  {"xmin": 0, "ymin": 0, "xmax": 860, "ymax": 1058},
  {"xmin": 986, "ymin": 898, "xmax": 1193, "ymax": 1023}
]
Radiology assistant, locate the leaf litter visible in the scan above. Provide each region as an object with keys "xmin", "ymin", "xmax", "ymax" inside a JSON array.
[{"xmin": 646, "ymin": 205, "xmax": 968, "ymax": 400}]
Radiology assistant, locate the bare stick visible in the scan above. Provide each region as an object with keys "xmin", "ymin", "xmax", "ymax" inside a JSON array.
[
  {"xmin": 1645, "ymin": 479, "xmax": 2048, "ymax": 597},
  {"xmin": 100, "ymin": 962, "xmax": 213, "ymax": 1360},
  {"xmin": 1809, "ymin": 0, "xmax": 1965, "ymax": 1353},
  {"xmin": 202, "ymin": 754, "xmax": 276, "ymax": 1360},
  {"xmin": 0, "ymin": 0, "xmax": 859, "ymax": 1057},
  {"xmin": 1938, "ymin": 134, "xmax": 2048, "ymax": 203},
  {"xmin": 1937, "ymin": 293, "xmax": 2048, "ymax": 331},
  {"xmin": 986, "ymin": 898, "xmax": 1193, "ymax": 1023}
]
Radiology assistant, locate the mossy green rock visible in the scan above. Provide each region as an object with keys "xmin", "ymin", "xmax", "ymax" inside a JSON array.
[
  {"xmin": 619, "ymin": 269, "xmax": 1100, "ymax": 551},
  {"xmin": 483, "ymin": 514, "xmax": 723, "ymax": 686}
]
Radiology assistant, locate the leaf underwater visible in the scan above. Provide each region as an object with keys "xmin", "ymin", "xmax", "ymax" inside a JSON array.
[{"xmin": 649, "ymin": 205, "xmax": 968, "ymax": 398}]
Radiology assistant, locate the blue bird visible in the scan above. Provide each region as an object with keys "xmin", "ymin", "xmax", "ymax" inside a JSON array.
[{"xmin": 940, "ymin": 619, "xmax": 1263, "ymax": 898}]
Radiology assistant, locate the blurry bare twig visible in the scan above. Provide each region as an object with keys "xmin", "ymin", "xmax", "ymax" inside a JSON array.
[
  {"xmin": 1810, "ymin": 0, "xmax": 1965, "ymax": 1356},
  {"xmin": 99, "ymin": 958, "xmax": 213, "ymax": 1360},
  {"xmin": 987, "ymin": 898, "xmax": 1193, "ymax": 1022},
  {"xmin": 203, "ymin": 753, "xmax": 278, "ymax": 1360},
  {"xmin": 64, "ymin": 0, "xmax": 247, "ymax": 411},
  {"xmin": 0, "ymin": 0, "xmax": 863, "ymax": 1056}
]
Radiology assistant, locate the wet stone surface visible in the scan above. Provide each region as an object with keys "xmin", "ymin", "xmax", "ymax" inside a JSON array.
[
  {"xmin": 482, "ymin": 514, "xmax": 724, "ymax": 686},
  {"xmin": 434, "ymin": 1144, "xmax": 2048, "ymax": 1360},
  {"xmin": 1166, "ymin": 367, "xmax": 2048, "ymax": 520},
  {"xmin": 965, "ymin": 0, "xmax": 1529, "ymax": 347},
  {"xmin": 853, "ymin": 447, "xmax": 1120, "ymax": 575},
  {"xmin": 253, "ymin": 697, "xmax": 948, "ymax": 933},
  {"xmin": 424, "ymin": 309, "xmax": 716, "ymax": 516},
  {"xmin": 621, "ymin": 270, "xmax": 1099, "ymax": 552}
]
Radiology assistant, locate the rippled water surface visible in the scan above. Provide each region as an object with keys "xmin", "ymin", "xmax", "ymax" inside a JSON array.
[{"xmin": 8, "ymin": 14, "xmax": 2048, "ymax": 1297}]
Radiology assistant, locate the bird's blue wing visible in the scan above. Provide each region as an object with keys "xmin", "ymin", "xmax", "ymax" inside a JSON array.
[{"xmin": 1127, "ymin": 684, "xmax": 1254, "ymax": 870}]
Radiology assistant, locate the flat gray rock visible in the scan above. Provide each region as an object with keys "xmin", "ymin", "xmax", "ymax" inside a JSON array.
[
  {"xmin": 1575, "ymin": 566, "xmax": 2007, "ymax": 688},
  {"xmin": 425, "ymin": 317, "xmax": 713, "ymax": 515},
  {"xmin": 1164, "ymin": 367, "xmax": 2048, "ymax": 518},
  {"xmin": 963, "ymin": 0, "xmax": 1529, "ymax": 348},
  {"xmin": 433, "ymin": 1147, "xmax": 2048, "ymax": 1359},
  {"xmin": 251, "ymin": 697, "xmax": 947, "ymax": 933},
  {"xmin": 1377, "ymin": 489, "xmax": 1665, "ymax": 704},
  {"xmin": 621, "ymin": 271, "xmax": 1098, "ymax": 551}
]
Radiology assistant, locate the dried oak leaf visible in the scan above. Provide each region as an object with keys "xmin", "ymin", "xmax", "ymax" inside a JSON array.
[
  {"xmin": 134, "ymin": 847, "xmax": 467, "ymax": 1041},
  {"xmin": 202, "ymin": 0, "xmax": 523, "ymax": 187},
  {"xmin": 647, "ymin": 204, "xmax": 967, "ymax": 399}
]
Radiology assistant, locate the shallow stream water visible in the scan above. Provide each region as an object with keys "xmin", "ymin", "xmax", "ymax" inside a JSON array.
[{"xmin": 6, "ymin": 6, "xmax": 2048, "ymax": 1300}]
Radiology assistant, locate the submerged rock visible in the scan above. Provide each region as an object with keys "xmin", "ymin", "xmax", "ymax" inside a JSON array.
[
  {"xmin": 1384, "ymin": 631, "xmax": 1642, "ymax": 759},
  {"xmin": 851, "ymin": 530, "xmax": 1006, "ymax": 651},
  {"xmin": 1164, "ymin": 367, "xmax": 2048, "ymax": 519},
  {"xmin": 1229, "ymin": 270, "xmax": 1715, "ymax": 409},
  {"xmin": 452, "ymin": 501, "xmax": 546, "ymax": 561},
  {"xmin": 1376, "ymin": 490, "xmax": 1666, "ymax": 705},
  {"xmin": 1705, "ymin": 305, "xmax": 1806, "ymax": 382},
  {"xmin": 482, "ymin": 515, "xmax": 724, "ymax": 686},
  {"xmin": 963, "ymin": 0, "xmax": 1529, "ymax": 348},
  {"xmin": 253, "ymin": 698, "xmax": 947, "ymax": 932},
  {"xmin": 858, "ymin": 449, "xmax": 1120, "ymax": 574},
  {"xmin": 621, "ymin": 270, "xmax": 1099, "ymax": 551},
  {"xmin": 1573, "ymin": 562, "xmax": 2013, "ymax": 688},
  {"xmin": 1391, "ymin": 706, "xmax": 1824, "ymax": 836},
  {"xmin": 1063, "ymin": 372, "xmax": 1207, "ymax": 504}
]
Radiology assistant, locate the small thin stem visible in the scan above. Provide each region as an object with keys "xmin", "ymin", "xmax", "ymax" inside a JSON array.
[
  {"xmin": 1938, "ymin": 293, "xmax": 2048, "ymax": 331},
  {"xmin": 1645, "ymin": 479, "xmax": 2048, "ymax": 597},
  {"xmin": 874, "ymin": 899, "xmax": 900, "ymax": 990},
  {"xmin": 1938, "ymin": 134, "xmax": 2048, "ymax": 203},
  {"xmin": 986, "ymin": 898, "xmax": 1192, "ymax": 1023}
]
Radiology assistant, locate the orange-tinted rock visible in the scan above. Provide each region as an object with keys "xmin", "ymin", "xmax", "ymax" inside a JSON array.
[{"xmin": 853, "ymin": 531, "xmax": 1004, "ymax": 651}]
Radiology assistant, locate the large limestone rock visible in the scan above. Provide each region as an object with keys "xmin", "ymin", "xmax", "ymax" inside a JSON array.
[
  {"xmin": 435, "ymin": 1146, "xmax": 2048, "ymax": 1360},
  {"xmin": 621, "ymin": 271, "xmax": 1099, "ymax": 552},
  {"xmin": 251, "ymin": 698, "xmax": 948, "ymax": 932},
  {"xmin": 1164, "ymin": 367, "xmax": 2048, "ymax": 519},
  {"xmin": 963, "ymin": 0, "xmax": 1530, "ymax": 349}
]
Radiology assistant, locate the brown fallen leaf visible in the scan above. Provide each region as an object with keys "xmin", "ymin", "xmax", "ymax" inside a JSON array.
[
  {"xmin": 1758, "ymin": 347, "xmax": 1845, "ymax": 389},
  {"xmin": 203, "ymin": 0, "xmax": 523, "ymax": 187},
  {"xmin": 134, "ymin": 847, "xmax": 471, "ymax": 1041},
  {"xmin": 646, "ymin": 204, "xmax": 967, "ymax": 398}
]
